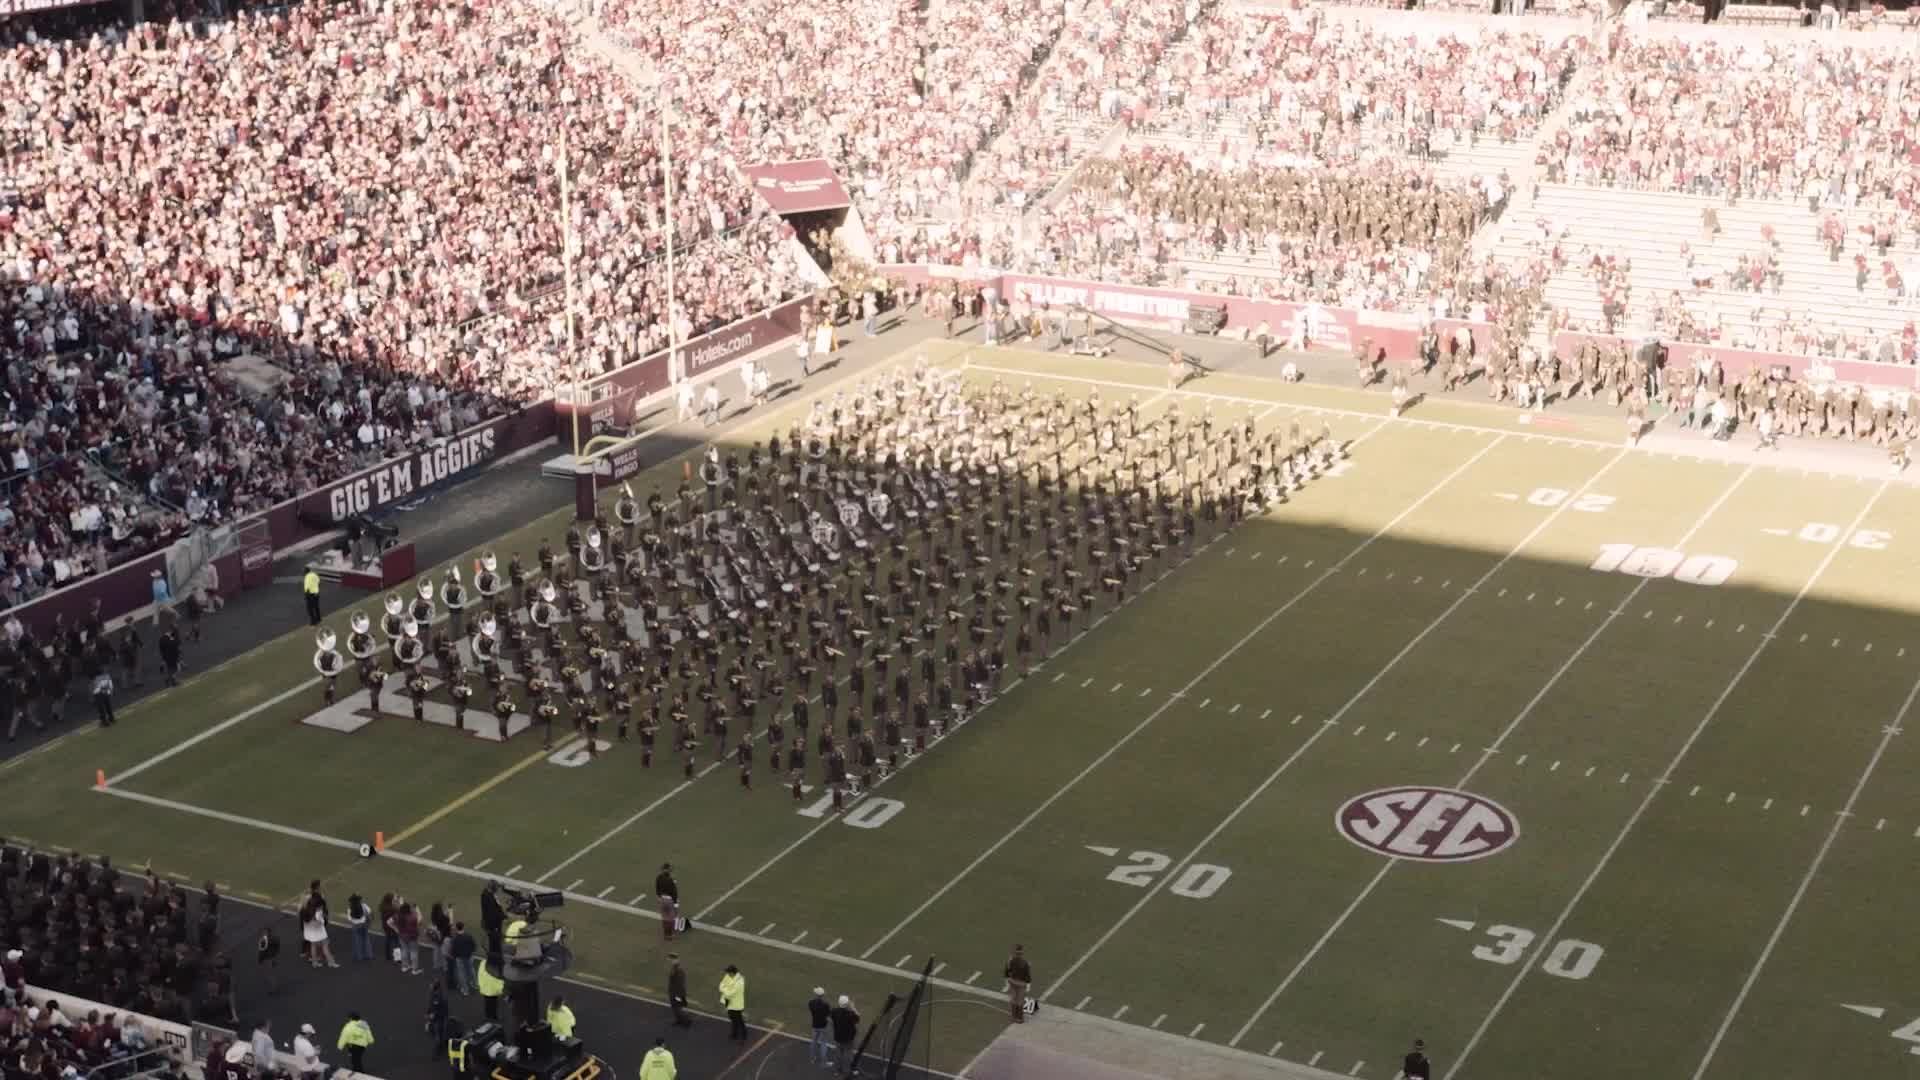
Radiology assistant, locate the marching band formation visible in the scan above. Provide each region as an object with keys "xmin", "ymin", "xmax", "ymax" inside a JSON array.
[{"xmin": 312, "ymin": 360, "xmax": 1349, "ymax": 805}]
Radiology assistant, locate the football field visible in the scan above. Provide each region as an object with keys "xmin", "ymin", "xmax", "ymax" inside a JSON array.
[{"xmin": 11, "ymin": 342, "xmax": 1920, "ymax": 1079}]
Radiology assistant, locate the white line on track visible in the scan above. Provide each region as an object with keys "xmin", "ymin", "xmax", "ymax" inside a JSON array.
[
  {"xmin": 1446, "ymin": 478, "xmax": 1892, "ymax": 1079},
  {"xmin": 1225, "ymin": 448, "xmax": 1673, "ymax": 1047},
  {"xmin": 862, "ymin": 428, "xmax": 1499, "ymax": 964},
  {"xmin": 1689, "ymin": 670, "xmax": 1920, "ymax": 1080}
]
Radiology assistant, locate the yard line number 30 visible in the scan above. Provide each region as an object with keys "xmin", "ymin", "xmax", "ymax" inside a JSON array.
[{"xmin": 1471, "ymin": 925, "xmax": 1606, "ymax": 980}]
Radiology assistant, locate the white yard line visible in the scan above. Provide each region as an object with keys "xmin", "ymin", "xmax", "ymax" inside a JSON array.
[
  {"xmin": 537, "ymin": 780, "xmax": 699, "ymax": 882},
  {"xmin": 1046, "ymin": 444, "xmax": 1631, "ymax": 1004},
  {"xmin": 106, "ymin": 678, "xmax": 320, "ymax": 785},
  {"xmin": 860, "ymin": 430, "xmax": 1506, "ymax": 962},
  {"xmin": 1229, "ymin": 464, "xmax": 1757, "ymax": 1047},
  {"xmin": 1689, "ymin": 669, "xmax": 1920, "ymax": 1080},
  {"xmin": 93, "ymin": 784, "xmax": 1007, "ymax": 1007},
  {"xmin": 1445, "ymin": 479, "xmax": 1892, "ymax": 1079}
]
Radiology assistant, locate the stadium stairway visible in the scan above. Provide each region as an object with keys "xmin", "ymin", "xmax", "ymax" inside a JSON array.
[{"xmin": 1490, "ymin": 182, "xmax": 1920, "ymax": 349}]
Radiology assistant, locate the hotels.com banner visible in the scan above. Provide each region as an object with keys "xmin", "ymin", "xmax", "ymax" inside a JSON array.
[{"xmin": 740, "ymin": 159, "xmax": 853, "ymax": 215}]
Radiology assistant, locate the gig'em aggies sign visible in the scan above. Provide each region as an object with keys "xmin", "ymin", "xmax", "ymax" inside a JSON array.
[
  {"xmin": 324, "ymin": 426, "xmax": 500, "ymax": 522},
  {"xmin": 1336, "ymin": 786, "xmax": 1519, "ymax": 862}
]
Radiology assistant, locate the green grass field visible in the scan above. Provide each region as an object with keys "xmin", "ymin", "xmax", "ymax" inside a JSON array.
[{"xmin": 11, "ymin": 342, "xmax": 1920, "ymax": 1079}]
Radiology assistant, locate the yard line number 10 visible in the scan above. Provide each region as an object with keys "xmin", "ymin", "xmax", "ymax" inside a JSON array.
[{"xmin": 1590, "ymin": 544, "xmax": 1737, "ymax": 587}]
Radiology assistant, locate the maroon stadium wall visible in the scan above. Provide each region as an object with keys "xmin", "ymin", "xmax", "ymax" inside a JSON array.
[
  {"xmin": 552, "ymin": 296, "xmax": 810, "ymax": 440},
  {"xmin": 3, "ymin": 404, "xmax": 554, "ymax": 639}
]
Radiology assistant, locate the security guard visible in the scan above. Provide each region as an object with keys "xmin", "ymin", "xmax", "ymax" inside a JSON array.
[
  {"xmin": 545, "ymin": 996, "xmax": 576, "ymax": 1040},
  {"xmin": 476, "ymin": 956, "xmax": 506, "ymax": 1023},
  {"xmin": 336, "ymin": 1012, "xmax": 375, "ymax": 1073},
  {"xmin": 446, "ymin": 1030, "xmax": 470, "ymax": 1080},
  {"xmin": 304, "ymin": 569, "xmax": 323, "ymax": 625},
  {"xmin": 638, "ymin": 1038, "xmax": 676, "ymax": 1080},
  {"xmin": 717, "ymin": 964, "xmax": 748, "ymax": 1042}
]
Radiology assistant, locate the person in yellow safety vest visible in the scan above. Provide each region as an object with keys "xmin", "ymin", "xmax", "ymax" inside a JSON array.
[
  {"xmin": 303, "ymin": 569, "xmax": 322, "ymax": 625},
  {"xmin": 504, "ymin": 917, "xmax": 529, "ymax": 952},
  {"xmin": 638, "ymin": 1037, "xmax": 676, "ymax": 1080},
  {"xmin": 718, "ymin": 964, "xmax": 748, "ymax": 1042},
  {"xmin": 337, "ymin": 1012, "xmax": 375, "ymax": 1073},
  {"xmin": 545, "ymin": 996, "xmax": 576, "ymax": 1039},
  {"xmin": 476, "ymin": 957, "xmax": 506, "ymax": 1024}
]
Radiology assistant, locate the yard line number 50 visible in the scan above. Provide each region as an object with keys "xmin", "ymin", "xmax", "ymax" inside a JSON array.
[{"xmin": 1590, "ymin": 544, "xmax": 1737, "ymax": 587}]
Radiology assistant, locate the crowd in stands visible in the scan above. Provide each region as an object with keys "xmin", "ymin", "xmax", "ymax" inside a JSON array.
[
  {"xmin": 1538, "ymin": 36, "xmax": 1920, "ymax": 210},
  {"xmin": 0, "ymin": 845, "xmax": 228, "ymax": 1041},
  {"xmin": 14, "ymin": 0, "xmax": 1920, "ymax": 607}
]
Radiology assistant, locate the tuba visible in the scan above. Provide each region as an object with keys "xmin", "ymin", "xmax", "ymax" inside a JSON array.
[
  {"xmin": 579, "ymin": 526, "xmax": 606, "ymax": 574},
  {"xmin": 381, "ymin": 594, "xmax": 406, "ymax": 640},
  {"xmin": 442, "ymin": 566, "xmax": 466, "ymax": 611},
  {"xmin": 393, "ymin": 617, "xmax": 425, "ymax": 667},
  {"xmin": 471, "ymin": 613, "xmax": 499, "ymax": 664},
  {"xmin": 615, "ymin": 484, "xmax": 640, "ymax": 527},
  {"xmin": 529, "ymin": 581, "xmax": 558, "ymax": 629},
  {"xmin": 475, "ymin": 552, "xmax": 503, "ymax": 599},
  {"xmin": 411, "ymin": 577, "xmax": 436, "ymax": 625},
  {"xmin": 313, "ymin": 628, "xmax": 344, "ymax": 677},
  {"xmin": 346, "ymin": 612, "xmax": 379, "ymax": 660}
]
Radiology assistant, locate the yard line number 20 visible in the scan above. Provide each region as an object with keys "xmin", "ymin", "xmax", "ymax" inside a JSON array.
[
  {"xmin": 1103, "ymin": 851, "xmax": 1234, "ymax": 899},
  {"xmin": 1590, "ymin": 544, "xmax": 1737, "ymax": 587}
]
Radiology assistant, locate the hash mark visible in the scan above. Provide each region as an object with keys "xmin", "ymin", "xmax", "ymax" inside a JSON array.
[
  {"xmin": 1226, "ymin": 549, "xmax": 1237, "ymax": 558},
  {"xmin": 1053, "ymin": 673, "xmax": 1066, "ymax": 683},
  {"xmin": 1250, "ymin": 552, "xmax": 1262, "ymax": 561},
  {"xmin": 1725, "ymin": 792, "xmax": 1736, "ymax": 804},
  {"xmin": 445, "ymin": 851, "xmax": 463, "ymax": 864},
  {"xmin": 1231, "ymin": 703, "xmax": 1242, "ymax": 714},
  {"xmin": 724, "ymin": 916, "xmax": 741, "ymax": 929},
  {"xmin": 1450, "ymin": 742, "xmax": 1461, "ymax": 753},
  {"xmin": 1350, "ymin": 1064, "xmax": 1367, "ymax": 1077},
  {"xmin": 1526, "ymin": 592, "xmax": 1535, "ymax": 602},
  {"xmin": 762, "ymin": 923, "xmax": 779, "ymax": 936},
  {"xmin": 1763, "ymin": 799, "xmax": 1773, "ymax": 810},
  {"xmin": 1304, "ymin": 560, "xmax": 1314, "ymax": 569},
  {"xmin": 1412, "ymin": 576, "xmax": 1423, "ymax": 585},
  {"xmin": 1802, "ymin": 805, "xmax": 1811, "ymax": 817},
  {"xmin": 1441, "ymin": 580, "xmax": 1451, "ymax": 589},
  {"xmin": 1737, "ymin": 624, "xmax": 1746, "ymax": 633},
  {"xmin": 1353, "ymin": 725, "xmax": 1367, "ymax": 736},
  {"xmin": 1279, "ymin": 556, "xmax": 1289, "ymax": 564},
  {"xmin": 1551, "ymin": 760, "xmax": 1561, "ymax": 772},
  {"xmin": 1140, "ymin": 688, "xmax": 1152, "ymax": 698},
  {"xmin": 1269, "ymin": 1040, "xmax": 1285, "ymax": 1056},
  {"xmin": 1075, "ymin": 996, "xmax": 1092, "ymax": 1011},
  {"xmin": 1151, "ymin": 1015, "xmax": 1167, "ymax": 1030},
  {"xmin": 1113, "ymin": 1006, "xmax": 1130, "ymax": 1021},
  {"xmin": 597, "ymin": 885, "xmax": 615, "ymax": 898},
  {"xmin": 1385, "ymin": 731, "xmax": 1397, "ymax": 742},
  {"xmin": 1358, "ymin": 568, "xmax": 1368, "ymax": 576},
  {"xmin": 1674, "ymin": 615, "xmax": 1684, "ymax": 624},
  {"xmin": 1385, "ymin": 571, "xmax": 1395, "ymax": 581},
  {"xmin": 473, "ymin": 858, "xmax": 492, "ymax": 871},
  {"xmin": 1310, "ymin": 1052, "xmax": 1326, "ymax": 1067},
  {"xmin": 1556, "ymin": 596, "xmax": 1564, "ymax": 606},
  {"xmin": 1082, "ymin": 678, "xmax": 1095, "ymax": 688},
  {"xmin": 1866, "ymin": 643, "xmax": 1874, "ymax": 653},
  {"xmin": 897, "ymin": 954, "xmax": 913, "ymax": 969},
  {"xmin": 1199, "ymin": 698, "xmax": 1212, "ymax": 709},
  {"xmin": 1619, "ymin": 772, "xmax": 1630, "ymax": 784},
  {"xmin": 965, "ymin": 971, "xmax": 979, "ymax": 984},
  {"xmin": 1878, "ymin": 819, "xmax": 1887, "ymax": 831},
  {"xmin": 1292, "ymin": 714, "xmax": 1303, "ymax": 725},
  {"xmin": 1110, "ymin": 682, "xmax": 1123, "ymax": 693},
  {"xmin": 1644, "ymin": 610, "xmax": 1653, "ymax": 620},
  {"xmin": 1260, "ymin": 708, "xmax": 1272, "ymax": 718},
  {"xmin": 1706, "ymin": 619, "xmax": 1714, "ymax": 629},
  {"xmin": 1498, "ymin": 588, "xmax": 1507, "ymax": 598},
  {"xmin": 1798, "ymin": 633, "xmax": 1808, "ymax": 643},
  {"xmin": 565, "ymin": 879, "xmax": 584, "ymax": 892},
  {"xmin": 503, "ymin": 865, "xmax": 522, "ymax": 876},
  {"xmin": 1585, "ymin": 600, "xmax": 1594, "ymax": 611},
  {"xmin": 1516, "ymin": 754, "xmax": 1529, "ymax": 766},
  {"xmin": 1689, "ymin": 785, "xmax": 1700, "ymax": 797},
  {"xmin": 415, "ymin": 844, "xmax": 434, "ymax": 856},
  {"xmin": 1190, "ymin": 1023, "xmax": 1207, "ymax": 1038},
  {"xmin": 794, "ymin": 931, "xmax": 809, "ymax": 945},
  {"xmin": 826, "ymin": 939, "xmax": 843, "ymax": 951}
]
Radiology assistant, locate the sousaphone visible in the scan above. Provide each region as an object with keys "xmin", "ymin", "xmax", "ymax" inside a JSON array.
[
  {"xmin": 346, "ymin": 612, "xmax": 379, "ymax": 660},
  {"xmin": 313, "ymin": 628, "xmax": 344, "ymax": 677}
]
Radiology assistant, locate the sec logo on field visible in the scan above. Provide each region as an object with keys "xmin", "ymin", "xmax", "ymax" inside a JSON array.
[{"xmin": 1336, "ymin": 786, "xmax": 1519, "ymax": 863}]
